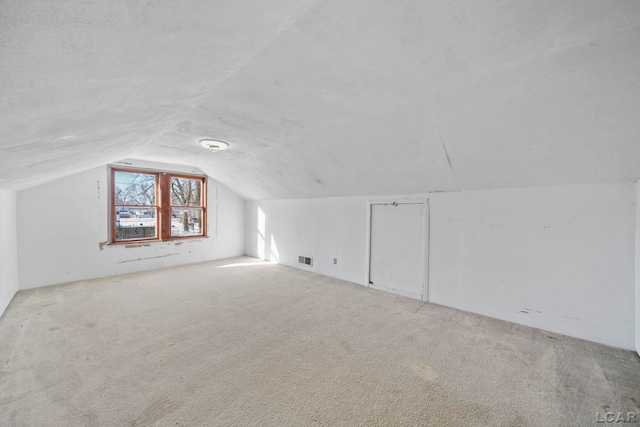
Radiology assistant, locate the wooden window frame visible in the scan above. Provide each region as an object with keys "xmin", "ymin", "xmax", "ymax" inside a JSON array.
[{"xmin": 110, "ymin": 167, "xmax": 207, "ymax": 244}]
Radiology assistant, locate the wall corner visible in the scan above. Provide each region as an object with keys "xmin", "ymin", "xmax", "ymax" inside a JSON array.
[
  {"xmin": 635, "ymin": 179, "xmax": 640, "ymax": 357},
  {"xmin": 0, "ymin": 189, "xmax": 19, "ymax": 319}
]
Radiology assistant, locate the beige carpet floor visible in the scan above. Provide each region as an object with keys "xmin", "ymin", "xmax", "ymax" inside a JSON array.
[{"xmin": 1, "ymin": 256, "xmax": 639, "ymax": 426}]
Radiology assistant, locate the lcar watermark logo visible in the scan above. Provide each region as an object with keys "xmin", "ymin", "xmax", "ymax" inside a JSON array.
[{"xmin": 595, "ymin": 412, "xmax": 638, "ymax": 423}]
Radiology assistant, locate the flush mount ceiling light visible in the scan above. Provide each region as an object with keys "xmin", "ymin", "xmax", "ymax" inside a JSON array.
[{"xmin": 199, "ymin": 139, "xmax": 229, "ymax": 153}]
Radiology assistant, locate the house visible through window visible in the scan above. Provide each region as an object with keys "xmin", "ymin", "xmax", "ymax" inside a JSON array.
[
  {"xmin": 111, "ymin": 168, "xmax": 206, "ymax": 242},
  {"xmin": 170, "ymin": 176, "xmax": 204, "ymax": 238}
]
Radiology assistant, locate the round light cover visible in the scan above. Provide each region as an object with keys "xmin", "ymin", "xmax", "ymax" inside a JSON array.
[{"xmin": 199, "ymin": 139, "xmax": 229, "ymax": 152}]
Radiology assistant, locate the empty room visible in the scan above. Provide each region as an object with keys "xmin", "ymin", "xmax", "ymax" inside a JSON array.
[{"xmin": 1, "ymin": 1, "xmax": 640, "ymax": 426}]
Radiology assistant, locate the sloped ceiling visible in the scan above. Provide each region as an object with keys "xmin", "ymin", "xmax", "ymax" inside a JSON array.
[{"xmin": 1, "ymin": 0, "xmax": 639, "ymax": 200}]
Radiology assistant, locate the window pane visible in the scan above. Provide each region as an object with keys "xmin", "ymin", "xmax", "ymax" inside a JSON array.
[
  {"xmin": 171, "ymin": 208, "xmax": 203, "ymax": 237},
  {"xmin": 114, "ymin": 171, "xmax": 156, "ymax": 205},
  {"xmin": 171, "ymin": 177, "xmax": 202, "ymax": 206},
  {"xmin": 115, "ymin": 208, "xmax": 157, "ymax": 240}
]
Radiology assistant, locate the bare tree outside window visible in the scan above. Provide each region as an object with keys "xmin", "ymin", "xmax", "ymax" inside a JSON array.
[
  {"xmin": 115, "ymin": 173, "xmax": 156, "ymax": 206},
  {"xmin": 171, "ymin": 178, "xmax": 201, "ymax": 206},
  {"xmin": 113, "ymin": 171, "xmax": 158, "ymax": 240},
  {"xmin": 111, "ymin": 169, "xmax": 206, "ymax": 242},
  {"xmin": 170, "ymin": 177, "xmax": 204, "ymax": 237}
]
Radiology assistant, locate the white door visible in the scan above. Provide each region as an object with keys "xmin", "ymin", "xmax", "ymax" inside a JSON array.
[{"xmin": 369, "ymin": 202, "xmax": 426, "ymax": 300}]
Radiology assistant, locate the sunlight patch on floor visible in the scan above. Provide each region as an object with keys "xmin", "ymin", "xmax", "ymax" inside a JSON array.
[{"xmin": 216, "ymin": 260, "xmax": 277, "ymax": 268}]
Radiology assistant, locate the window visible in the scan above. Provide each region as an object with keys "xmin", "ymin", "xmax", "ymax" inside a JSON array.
[{"xmin": 111, "ymin": 168, "xmax": 206, "ymax": 243}]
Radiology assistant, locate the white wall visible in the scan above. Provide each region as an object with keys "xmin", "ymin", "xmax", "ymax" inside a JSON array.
[
  {"xmin": 429, "ymin": 184, "xmax": 635, "ymax": 350},
  {"xmin": 0, "ymin": 189, "xmax": 19, "ymax": 317},
  {"xmin": 636, "ymin": 180, "xmax": 640, "ymax": 356},
  {"xmin": 245, "ymin": 197, "xmax": 369, "ymax": 285},
  {"xmin": 246, "ymin": 183, "xmax": 637, "ymax": 350},
  {"xmin": 17, "ymin": 166, "xmax": 245, "ymax": 289}
]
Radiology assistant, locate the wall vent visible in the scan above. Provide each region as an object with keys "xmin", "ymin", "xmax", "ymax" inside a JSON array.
[{"xmin": 298, "ymin": 256, "xmax": 313, "ymax": 267}]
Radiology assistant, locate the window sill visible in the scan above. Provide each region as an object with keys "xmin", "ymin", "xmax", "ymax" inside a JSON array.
[{"xmin": 104, "ymin": 235, "xmax": 210, "ymax": 248}]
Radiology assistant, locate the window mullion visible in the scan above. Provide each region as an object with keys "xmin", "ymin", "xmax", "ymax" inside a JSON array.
[{"xmin": 159, "ymin": 173, "xmax": 172, "ymax": 240}]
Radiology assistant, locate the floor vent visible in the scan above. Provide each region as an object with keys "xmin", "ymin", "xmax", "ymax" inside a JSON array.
[{"xmin": 298, "ymin": 256, "xmax": 313, "ymax": 267}]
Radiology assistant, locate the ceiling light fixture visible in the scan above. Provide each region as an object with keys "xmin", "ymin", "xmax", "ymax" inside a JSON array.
[{"xmin": 199, "ymin": 139, "xmax": 229, "ymax": 153}]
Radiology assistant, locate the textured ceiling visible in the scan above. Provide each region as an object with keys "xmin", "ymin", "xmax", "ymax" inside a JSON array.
[{"xmin": 1, "ymin": 0, "xmax": 639, "ymax": 199}]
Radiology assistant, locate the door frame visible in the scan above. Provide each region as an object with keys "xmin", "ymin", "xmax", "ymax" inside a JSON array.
[{"xmin": 366, "ymin": 198, "xmax": 430, "ymax": 302}]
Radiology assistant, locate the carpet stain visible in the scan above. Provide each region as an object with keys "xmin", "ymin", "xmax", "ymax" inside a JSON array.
[
  {"xmin": 130, "ymin": 397, "xmax": 180, "ymax": 426},
  {"xmin": 339, "ymin": 340, "xmax": 354, "ymax": 354},
  {"xmin": 627, "ymin": 396, "xmax": 640, "ymax": 411},
  {"xmin": 411, "ymin": 363, "xmax": 438, "ymax": 382},
  {"xmin": 508, "ymin": 414, "xmax": 527, "ymax": 427}
]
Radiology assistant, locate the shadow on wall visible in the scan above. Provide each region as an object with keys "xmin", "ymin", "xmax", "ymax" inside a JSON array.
[{"xmin": 257, "ymin": 206, "xmax": 280, "ymax": 262}]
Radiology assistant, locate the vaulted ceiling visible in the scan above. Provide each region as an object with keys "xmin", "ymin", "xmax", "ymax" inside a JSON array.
[{"xmin": 1, "ymin": 1, "xmax": 639, "ymax": 199}]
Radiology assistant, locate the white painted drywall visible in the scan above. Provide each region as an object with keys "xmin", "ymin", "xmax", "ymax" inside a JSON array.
[
  {"xmin": 17, "ymin": 166, "xmax": 245, "ymax": 289},
  {"xmin": 0, "ymin": 189, "xmax": 19, "ymax": 317},
  {"xmin": 636, "ymin": 180, "xmax": 640, "ymax": 356},
  {"xmin": 245, "ymin": 197, "xmax": 369, "ymax": 285},
  {"xmin": 246, "ymin": 183, "xmax": 636, "ymax": 349},
  {"xmin": 429, "ymin": 184, "xmax": 636, "ymax": 350},
  {"xmin": 370, "ymin": 203, "xmax": 426, "ymax": 300}
]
